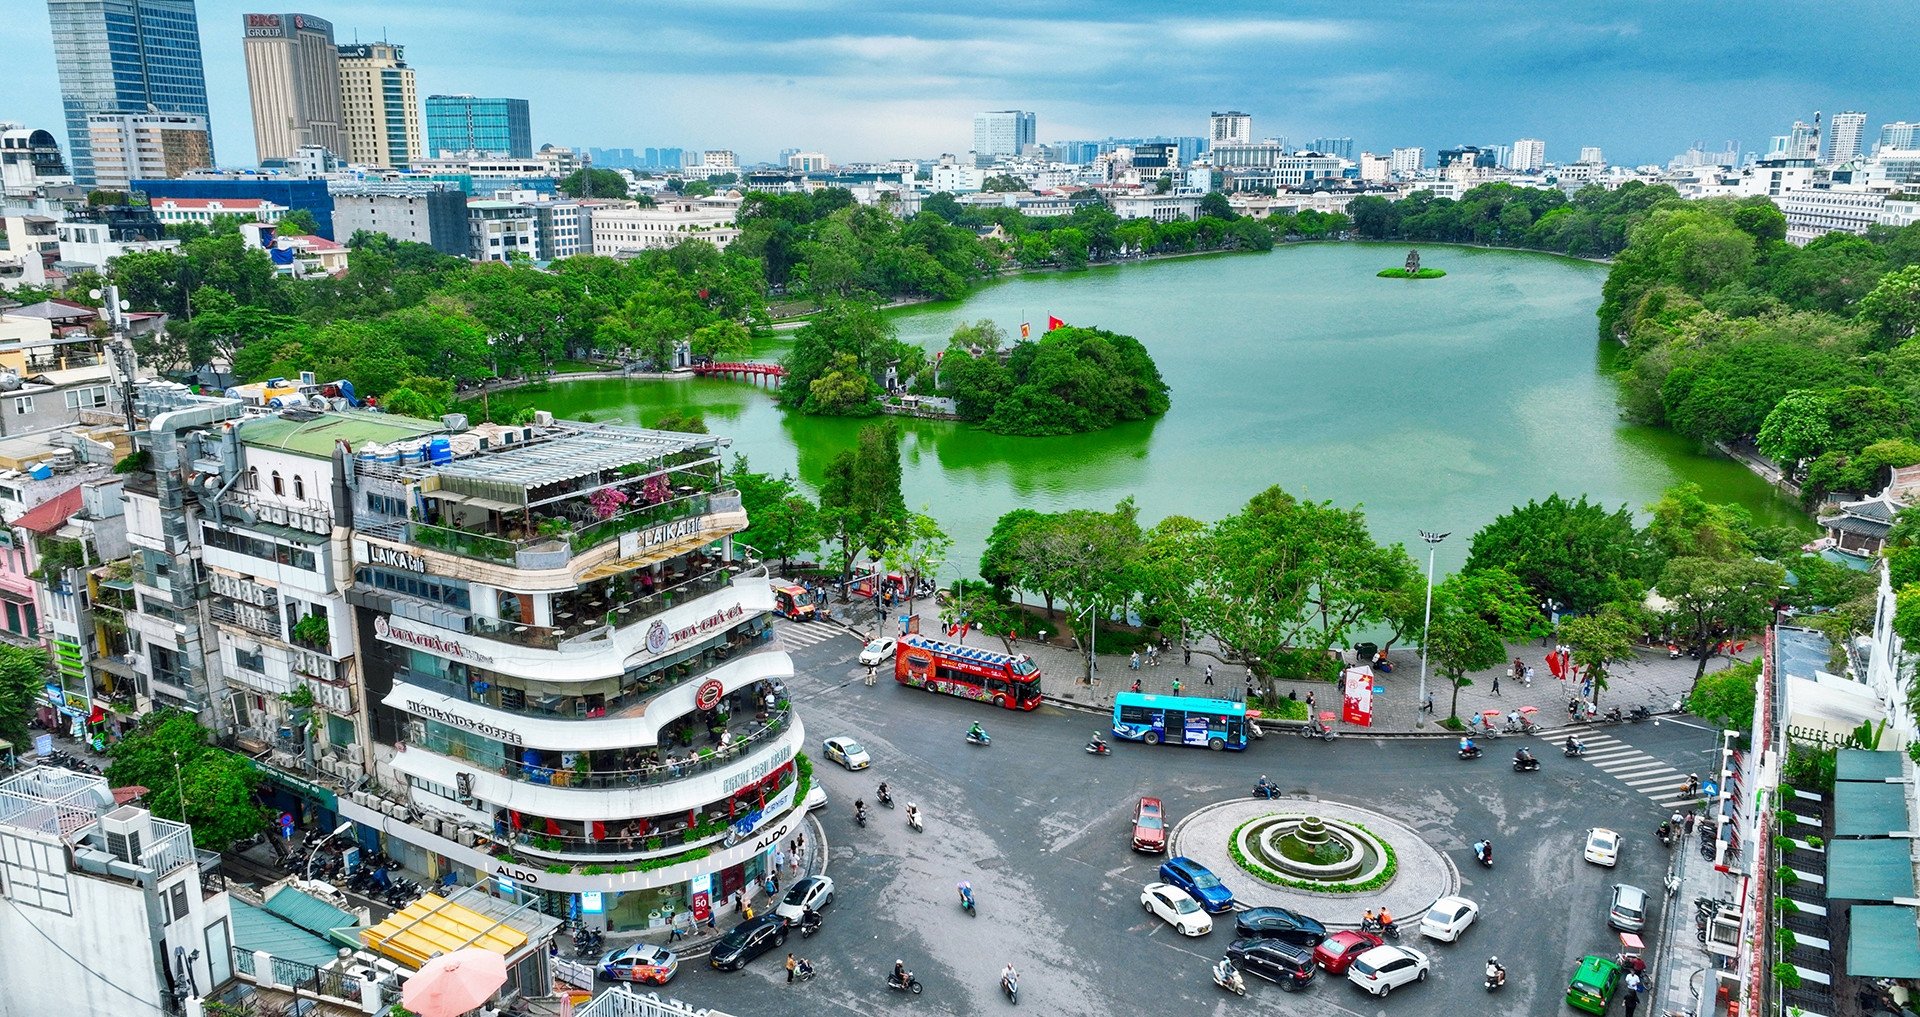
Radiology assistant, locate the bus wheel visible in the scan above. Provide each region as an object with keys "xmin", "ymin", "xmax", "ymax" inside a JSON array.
[
  {"xmin": 924, "ymin": 681, "xmax": 940, "ymax": 693},
  {"xmin": 1143, "ymin": 731, "xmax": 1161, "ymax": 746},
  {"xmin": 1208, "ymin": 737, "xmax": 1225, "ymax": 751}
]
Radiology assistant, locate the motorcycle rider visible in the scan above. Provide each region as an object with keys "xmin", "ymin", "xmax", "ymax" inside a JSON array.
[
  {"xmin": 854, "ymin": 799, "xmax": 868, "ymax": 825},
  {"xmin": 957, "ymin": 881, "xmax": 974, "ymax": 908},
  {"xmin": 1475, "ymin": 839, "xmax": 1493, "ymax": 865},
  {"xmin": 968, "ymin": 721, "xmax": 987, "ymax": 742},
  {"xmin": 800, "ymin": 906, "xmax": 821, "ymax": 931},
  {"xmin": 1485, "ymin": 956, "xmax": 1506, "ymax": 987},
  {"xmin": 1514, "ymin": 746, "xmax": 1535, "ymax": 767},
  {"xmin": 1378, "ymin": 907, "xmax": 1395, "ymax": 934},
  {"xmin": 1213, "ymin": 957, "xmax": 1244, "ymax": 993},
  {"xmin": 906, "ymin": 802, "xmax": 921, "ymax": 828},
  {"xmin": 1088, "ymin": 730, "xmax": 1108, "ymax": 752},
  {"xmin": 877, "ymin": 781, "xmax": 891, "ymax": 804},
  {"xmin": 1459, "ymin": 735, "xmax": 1477, "ymax": 755},
  {"xmin": 1565, "ymin": 734, "xmax": 1583, "ymax": 755},
  {"xmin": 892, "ymin": 959, "xmax": 909, "ymax": 987},
  {"xmin": 1001, "ymin": 962, "xmax": 1018, "ymax": 991},
  {"xmin": 1656, "ymin": 819, "xmax": 1672, "ymax": 844},
  {"xmin": 1254, "ymin": 775, "xmax": 1275, "ymax": 798}
]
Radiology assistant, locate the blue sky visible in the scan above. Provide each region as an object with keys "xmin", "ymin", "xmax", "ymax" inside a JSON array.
[{"xmin": 5, "ymin": 0, "xmax": 1915, "ymax": 166}]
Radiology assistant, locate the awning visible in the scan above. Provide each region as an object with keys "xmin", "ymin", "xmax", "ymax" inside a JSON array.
[
  {"xmin": 1835, "ymin": 780, "xmax": 1911, "ymax": 837},
  {"xmin": 577, "ymin": 527, "xmax": 728, "ymax": 583},
  {"xmin": 1838, "ymin": 750, "xmax": 1905, "ymax": 782},
  {"xmin": 361, "ymin": 894, "xmax": 528, "ymax": 969},
  {"xmin": 1848, "ymin": 906, "xmax": 1920, "ymax": 977},
  {"xmin": 1828, "ymin": 840, "xmax": 1918, "ymax": 901},
  {"xmin": 432, "ymin": 491, "xmax": 524, "ymax": 514},
  {"xmin": 248, "ymin": 759, "xmax": 339, "ymax": 811}
]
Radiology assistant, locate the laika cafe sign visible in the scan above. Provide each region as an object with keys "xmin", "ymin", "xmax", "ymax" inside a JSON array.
[{"xmin": 618, "ymin": 516, "xmax": 704, "ymax": 559}]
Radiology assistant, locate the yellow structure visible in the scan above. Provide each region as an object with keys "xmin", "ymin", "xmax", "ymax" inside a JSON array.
[{"xmin": 360, "ymin": 894, "xmax": 528, "ymax": 969}]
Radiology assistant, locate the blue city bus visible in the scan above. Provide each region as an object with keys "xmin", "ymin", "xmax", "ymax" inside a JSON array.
[{"xmin": 1111, "ymin": 692, "xmax": 1250, "ymax": 751}]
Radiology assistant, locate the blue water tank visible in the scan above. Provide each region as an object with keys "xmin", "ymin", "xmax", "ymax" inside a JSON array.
[
  {"xmin": 28, "ymin": 464, "xmax": 52, "ymax": 481},
  {"xmin": 427, "ymin": 437, "xmax": 452, "ymax": 465}
]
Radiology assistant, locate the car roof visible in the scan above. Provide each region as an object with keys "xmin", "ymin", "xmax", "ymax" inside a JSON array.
[
  {"xmin": 1166, "ymin": 855, "xmax": 1205, "ymax": 871},
  {"xmin": 1231, "ymin": 937, "xmax": 1311, "ymax": 958},
  {"xmin": 1139, "ymin": 796, "xmax": 1162, "ymax": 809},
  {"xmin": 1356, "ymin": 944, "xmax": 1411, "ymax": 962},
  {"xmin": 1576, "ymin": 954, "xmax": 1623, "ymax": 979},
  {"xmin": 1145, "ymin": 881, "xmax": 1188, "ymax": 895},
  {"xmin": 1613, "ymin": 884, "xmax": 1648, "ymax": 902},
  {"xmin": 1432, "ymin": 894, "xmax": 1472, "ymax": 907},
  {"xmin": 1591, "ymin": 827, "xmax": 1618, "ymax": 839}
]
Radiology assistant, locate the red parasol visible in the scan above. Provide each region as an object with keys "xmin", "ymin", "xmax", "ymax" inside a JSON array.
[{"xmin": 401, "ymin": 949, "xmax": 507, "ymax": 1017}]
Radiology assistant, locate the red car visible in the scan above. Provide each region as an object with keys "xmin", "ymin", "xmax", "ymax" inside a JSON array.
[
  {"xmin": 1132, "ymin": 797, "xmax": 1167, "ymax": 853},
  {"xmin": 1312, "ymin": 930, "xmax": 1384, "ymax": 975}
]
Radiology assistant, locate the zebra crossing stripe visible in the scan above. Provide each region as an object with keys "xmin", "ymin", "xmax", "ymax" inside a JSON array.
[{"xmin": 1623, "ymin": 774, "xmax": 1685, "ymax": 789}]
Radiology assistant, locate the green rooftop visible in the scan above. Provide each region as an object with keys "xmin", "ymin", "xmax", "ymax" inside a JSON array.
[{"xmin": 239, "ymin": 411, "xmax": 443, "ymax": 459}]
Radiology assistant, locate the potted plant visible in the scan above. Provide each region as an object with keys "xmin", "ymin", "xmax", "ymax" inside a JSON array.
[{"xmin": 291, "ymin": 613, "xmax": 330, "ymax": 649}]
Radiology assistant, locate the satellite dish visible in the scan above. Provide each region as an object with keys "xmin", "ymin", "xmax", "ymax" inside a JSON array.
[{"xmin": 88, "ymin": 289, "xmax": 102, "ymax": 300}]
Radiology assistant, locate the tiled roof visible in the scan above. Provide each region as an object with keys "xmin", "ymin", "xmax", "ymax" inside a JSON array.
[{"xmin": 14, "ymin": 487, "xmax": 82, "ymax": 534}]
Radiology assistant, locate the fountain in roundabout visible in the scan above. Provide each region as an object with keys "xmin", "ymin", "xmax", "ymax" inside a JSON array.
[{"xmin": 1233, "ymin": 812, "xmax": 1395, "ymax": 892}]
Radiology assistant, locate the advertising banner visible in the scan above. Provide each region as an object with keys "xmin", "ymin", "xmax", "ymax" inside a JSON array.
[{"xmin": 1341, "ymin": 667, "xmax": 1373, "ymax": 726}]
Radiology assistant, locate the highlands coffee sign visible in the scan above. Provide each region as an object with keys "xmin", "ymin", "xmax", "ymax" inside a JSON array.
[{"xmin": 374, "ymin": 615, "xmax": 496, "ymax": 665}]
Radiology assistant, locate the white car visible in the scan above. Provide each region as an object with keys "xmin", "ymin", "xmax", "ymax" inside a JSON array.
[
  {"xmin": 804, "ymin": 785, "xmax": 827, "ymax": 812},
  {"xmin": 857, "ymin": 638, "xmax": 896, "ymax": 667},
  {"xmin": 1346, "ymin": 944, "xmax": 1429, "ymax": 996},
  {"xmin": 1139, "ymin": 882, "xmax": 1213, "ymax": 937},
  {"xmin": 1418, "ymin": 895, "xmax": 1479, "ymax": 942},
  {"xmin": 1585, "ymin": 827, "xmax": 1621, "ymax": 867},
  {"xmin": 773, "ymin": 875, "xmax": 835, "ymax": 922},
  {"xmin": 821, "ymin": 736, "xmax": 871, "ymax": 771}
]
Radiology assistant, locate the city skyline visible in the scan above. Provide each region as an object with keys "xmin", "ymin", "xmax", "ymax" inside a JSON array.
[{"xmin": 6, "ymin": 0, "xmax": 1919, "ymax": 168}]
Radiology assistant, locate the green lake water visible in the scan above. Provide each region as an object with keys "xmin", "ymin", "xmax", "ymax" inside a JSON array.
[{"xmin": 485, "ymin": 242, "xmax": 1804, "ymax": 577}]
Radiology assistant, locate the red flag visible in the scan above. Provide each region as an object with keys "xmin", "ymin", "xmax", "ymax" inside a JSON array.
[
  {"xmin": 592, "ymin": 820, "xmax": 606, "ymax": 841},
  {"xmin": 1020, "ymin": 321, "xmax": 1031, "ymax": 339},
  {"xmin": 1047, "ymin": 315, "xmax": 1065, "ymax": 330},
  {"xmin": 544, "ymin": 816, "xmax": 563, "ymax": 836}
]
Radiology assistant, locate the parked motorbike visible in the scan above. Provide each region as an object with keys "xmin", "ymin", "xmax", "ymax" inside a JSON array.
[
  {"xmin": 1627, "ymin": 704, "xmax": 1653, "ymax": 723},
  {"xmin": 1212, "ymin": 959, "xmax": 1247, "ymax": 996}
]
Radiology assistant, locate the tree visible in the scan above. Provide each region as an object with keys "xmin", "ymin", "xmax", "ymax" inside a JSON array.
[
  {"xmin": 983, "ymin": 174, "xmax": 1026, "ymax": 193},
  {"xmin": 1130, "ymin": 515, "xmax": 1208, "ymax": 633},
  {"xmin": 1192, "ymin": 487, "xmax": 1417, "ymax": 691},
  {"xmin": 1198, "ymin": 192, "xmax": 1235, "ymax": 221},
  {"xmin": 817, "ymin": 423, "xmax": 906, "ymax": 587},
  {"xmin": 880, "ymin": 510, "xmax": 954, "ymax": 615},
  {"xmin": 380, "ymin": 375, "xmax": 456, "ymax": 419},
  {"xmin": 105, "ymin": 709, "xmax": 271, "ymax": 850},
  {"xmin": 1686, "ymin": 659, "xmax": 1758, "ymax": 731},
  {"xmin": 689, "ymin": 319, "xmax": 752, "ymax": 361},
  {"xmin": 0, "ymin": 643, "xmax": 49, "ymax": 751},
  {"xmin": 729, "ymin": 456, "xmax": 820, "ymax": 572},
  {"xmin": 275, "ymin": 208, "xmax": 321, "ymax": 235},
  {"xmin": 1463, "ymin": 494, "xmax": 1653, "ymax": 613},
  {"xmin": 1858, "ymin": 264, "xmax": 1920, "ymax": 350},
  {"xmin": 1424, "ymin": 569, "xmax": 1541, "ymax": 720},
  {"xmin": 1655, "ymin": 556, "xmax": 1786, "ymax": 686},
  {"xmin": 1645, "ymin": 483, "xmax": 1754, "ymax": 561},
  {"xmin": 1756, "ymin": 389, "xmax": 1839, "ymax": 466},
  {"xmin": 1558, "ymin": 606, "xmax": 1641, "ymax": 706},
  {"xmin": 558, "ymin": 168, "xmax": 630, "ymax": 199},
  {"xmin": 650, "ymin": 412, "xmax": 708, "ymax": 433}
]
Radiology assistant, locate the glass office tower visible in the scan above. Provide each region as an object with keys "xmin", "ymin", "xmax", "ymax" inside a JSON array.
[{"xmin": 48, "ymin": 0, "xmax": 214, "ymax": 185}]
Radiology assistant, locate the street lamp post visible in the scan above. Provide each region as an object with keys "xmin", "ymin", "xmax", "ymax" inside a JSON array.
[{"xmin": 1417, "ymin": 530, "xmax": 1450, "ymax": 728}]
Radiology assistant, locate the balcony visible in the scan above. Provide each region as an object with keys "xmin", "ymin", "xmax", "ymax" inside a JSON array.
[
  {"xmin": 496, "ymin": 707, "xmax": 790, "ymax": 792},
  {"xmin": 209, "ymin": 598, "xmax": 283, "ymax": 640},
  {"xmin": 468, "ymin": 554, "xmax": 766, "ymax": 650},
  {"xmin": 396, "ymin": 491, "xmax": 721, "ymax": 570},
  {"xmin": 501, "ymin": 761, "xmax": 802, "ymax": 860}
]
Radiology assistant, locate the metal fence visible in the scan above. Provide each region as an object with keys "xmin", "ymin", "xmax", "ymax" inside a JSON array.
[{"xmin": 574, "ymin": 986, "xmax": 737, "ymax": 1017}]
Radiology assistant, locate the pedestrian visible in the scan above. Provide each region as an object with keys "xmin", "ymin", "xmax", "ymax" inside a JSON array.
[
  {"xmin": 796, "ymin": 832, "xmax": 805, "ymax": 855},
  {"xmin": 786, "ymin": 952, "xmax": 797, "ymax": 983},
  {"xmin": 704, "ymin": 909, "xmax": 717, "ymax": 931},
  {"xmin": 1523, "ymin": 665, "xmax": 1535, "ymax": 686},
  {"xmin": 1129, "ymin": 650, "xmax": 1140, "ymax": 670},
  {"xmin": 1625, "ymin": 970, "xmax": 1644, "ymax": 995},
  {"xmin": 1491, "ymin": 671, "xmax": 1501, "ymax": 695},
  {"xmin": 1568, "ymin": 698, "xmax": 1579, "ymax": 722},
  {"xmin": 1205, "ymin": 664, "xmax": 1214, "ymax": 685},
  {"xmin": 1183, "ymin": 644, "xmax": 1192, "ymax": 666},
  {"xmin": 1685, "ymin": 811, "xmax": 1697, "ymax": 835},
  {"xmin": 1171, "ymin": 678, "xmax": 1182, "ymax": 696},
  {"xmin": 744, "ymin": 901, "xmax": 754, "ymax": 921},
  {"xmin": 1422, "ymin": 690, "xmax": 1435, "ymax": 715},
  {"xmin": 1305, "ymin": 690, "xmax": 1314, "ymax": 712},
  {"xmin": 1147, "ymin": 644, "xmax": 1158, "ymax": 667},
  {"xmin": 1129, "ymin": 678, "xmax": 1142, "ymax": 693},
  {"xmin": 1623, "ymin": 989, "xmax": 1640, "ymax": 1017}
]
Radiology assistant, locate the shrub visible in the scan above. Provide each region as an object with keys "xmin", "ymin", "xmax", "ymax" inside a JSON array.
[{"xmin": 1228, "ymin": 816, "xmax": 1398, "ymax": 893}]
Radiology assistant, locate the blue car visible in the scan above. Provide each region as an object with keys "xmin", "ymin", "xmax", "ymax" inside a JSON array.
[{"xmin": 1158, "ymin": 856, "xmax": 1234, "ymax": 913}]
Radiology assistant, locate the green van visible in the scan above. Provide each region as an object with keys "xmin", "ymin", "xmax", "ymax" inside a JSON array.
[{"xmin": 1567, "ymin": 954, "xmax": 1623, "ymax": 1014}]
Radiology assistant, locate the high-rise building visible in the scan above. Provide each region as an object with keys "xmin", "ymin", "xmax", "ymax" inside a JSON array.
[
  {"xmin": 241, "ymin": 13, "xmax": 342, "ymax": 164},
  {"xmin": 1879, "ymin": 122, "xmax": 1920, "ymax": 153},
  {"xmin": 1389, "ymin": 147, "xmax": 1424, "ymax": 175},
  {"xmin": 1438, "ymin": 146, "xmax": 1498, "ymax": 169},
  {"xmin": 425, "ymin": 95, "xmax": 533, "ymax": 159},
  {"xmin": 1305, "ymin": 137, "xmax": 1354, "ymax": 160},
  {"xmin": 1829, "ymin": 111, "xmax": 1867, "ymax": 163},
  {"xmin": 1510, "ymin": 138, "xmax": 1545, "ymax": 172},
  {"xmin": 47, "ymin": 0, "xmax": 215, "ymax": 186},
  {"xmin": 1209, "ymin": 111, "xmax": 1252, "ymax": 147},
  {"xmin": 1579, "ymin": 146, "xmax": 1606, "ymax": 165},
  {"xmin": 972, "ymin": 110, "xmax": 1036, "ymax": 165},
  {"xmin": 86, "ymin": 112, "xmax": 212, "ymax": 189},
  {"xmin": 1787, "ymin": 121, "xmax": 1820, "ymax": 161},
  {"xmin": 337, "ymin": 42, "xmax": 423, "ymax": 168}
]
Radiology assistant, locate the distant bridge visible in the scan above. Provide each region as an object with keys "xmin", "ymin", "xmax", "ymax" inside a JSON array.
[{"xmin": 687, "ymin": 361, "xmax": 787, "ymax": 385}]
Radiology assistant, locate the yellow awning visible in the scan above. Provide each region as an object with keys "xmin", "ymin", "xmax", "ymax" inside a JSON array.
[
  {"xmin": 359, "ymin": 894, "xmax": 529, "ymax": 969},
  {"xmin": 577, "ymin": 528, "xmax": 726, "ymax": 583}
]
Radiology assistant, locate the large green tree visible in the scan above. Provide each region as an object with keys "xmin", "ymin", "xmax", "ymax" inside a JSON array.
[
  {"xmin": 0, "ymin": 644, "xmax": 49, "ymax": 751},
  {"xmin": 1462, "ymin": 494, "xmax": 1653, "ymax": 613},
  {"xmin": 817, "ymin": 423, "xmax": 907, "ymax": 586},
  {"xmin": 729, "ymin": 457, "xmax": 821, "ymax": 572},
  {"xmin": 1655, "ymin": 556, "xmax": 1786, "ymax": 686},
  {"xmin": 105, "ymin": 709, "xmax": 271, "ymax": 851},
  {"xmin": 1558, "ymin": 606, "xmax": 1642, "ymax": 706},
  {"xmin": 1424, "ymin": 568, "xmax": 1541, "ymax": 720}
]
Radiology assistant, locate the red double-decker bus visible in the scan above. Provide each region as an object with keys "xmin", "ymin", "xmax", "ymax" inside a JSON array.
[{"xmin": 894, "ymin": 635, "xmax": 1043, "ymax": 710}]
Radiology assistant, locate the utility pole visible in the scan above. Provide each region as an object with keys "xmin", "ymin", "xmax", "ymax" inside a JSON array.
[{"xmin": 1417, "ymin": 530, "xmax": 1450, "ymax": 728}]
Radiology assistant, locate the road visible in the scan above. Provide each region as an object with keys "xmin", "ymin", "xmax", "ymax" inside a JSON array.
[{"xmin": 626, "ymin": 624, "xmax": 1722, "ymax": 1016}]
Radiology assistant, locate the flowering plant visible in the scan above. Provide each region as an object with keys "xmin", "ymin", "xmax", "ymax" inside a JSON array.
[{"xmin": 589, "ymin": 487, "xmax": 629, "ymax": 520}]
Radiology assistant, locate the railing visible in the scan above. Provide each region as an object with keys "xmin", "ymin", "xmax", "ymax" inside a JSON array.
[
  {"xmin": 509, "ymin": 769, "xmax": 799, "ymax": 860},
  {"xmin": 576, "ymin": 986, "xmax": 738, "ymax": 1017},
  {"xmin": 209, "ymin": 598, "xmax": 283, "ymax": 639},
  {"xmin": 497, "ymin": 707, "xmax": 792, "ymax": 791},
  {"xmin": 227, "ymin": 947, "xmax": 375, "ymax": 1005},
  {"xmin": 568, "ymin": 493, "xmax": 711, "ymax": 553},
  {"xmin": 406, "ymin": 520, "xmax": 531, "ymax": 565},
  {"xmin": 142, "ymin": 818, "xmax": 199, "ymax": 876},
  {"xmin": 563, "ymin": 561, "xmax": 768, "ymax": 645}
]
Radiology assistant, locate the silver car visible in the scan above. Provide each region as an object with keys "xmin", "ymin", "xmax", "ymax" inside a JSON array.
[{"xmin": 1608, "ymin": 883, "xmax": 1648, "ymax": 931}]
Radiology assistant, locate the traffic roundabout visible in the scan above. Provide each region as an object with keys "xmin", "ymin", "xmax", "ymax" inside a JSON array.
[{"xmin": 1168, "ymin": 797, "xmax": 1458, "ymax": 923}]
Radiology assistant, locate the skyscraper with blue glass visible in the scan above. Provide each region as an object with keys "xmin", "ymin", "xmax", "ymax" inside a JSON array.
[
  {"xmin": 424, "ymin": 95, "xmax": 533, "ymax": 159},
  {"xmin": 48, "ymin": 0, "xmax": 215, "ymax": 186}
]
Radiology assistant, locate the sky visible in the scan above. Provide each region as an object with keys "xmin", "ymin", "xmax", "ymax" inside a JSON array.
[{"xmin": 5, "ymin": 0, "xmax": 1917, "ymax": 168}]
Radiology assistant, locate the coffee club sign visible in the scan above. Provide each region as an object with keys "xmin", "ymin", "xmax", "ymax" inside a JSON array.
[{"xmin": 375, "ymin": 615, "xmax": 496, "ymax": 666}]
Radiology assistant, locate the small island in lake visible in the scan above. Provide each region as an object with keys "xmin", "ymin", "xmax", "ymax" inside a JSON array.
[{"xmin": 1379, "ymin": 248, "xmax": 1446, "ymax": 279}]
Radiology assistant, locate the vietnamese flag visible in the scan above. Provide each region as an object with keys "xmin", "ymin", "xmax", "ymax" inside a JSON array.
[
  {"xmin": 1047, "ymin": 314, "xmax": 1065, "ymax": 330},
  {"xmin": 592, "ymin": 820, "xmax": 606, "ymax": 841},
  {"xmin": 1020, "ymin": 321, "xmax": 1031, "ymax": 339}
]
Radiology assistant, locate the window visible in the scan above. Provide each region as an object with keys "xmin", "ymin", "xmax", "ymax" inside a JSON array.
[
  {"xmin": 167, "ymin": 881, "xmax": 190, "ymax": 925},
  {"xmin": 63, "ymin": 387, "xmax": 108, "ymax": 409},
  {"xmin": 234, "ymin": 647, "xmax": 264, "ymax": 673},
  {"xmin": 271, "ymin": 472, "xmax": 284, "ymax": 496},
  {"xmin": 293, "ymin": 476, "xmax": 304, "ymax": 500},
  {"xmin": 12, "ymin": 397, "xmax": 31, "ymax": 415},
  {"xmin": 247, "ymin": 468, "xmax": 258, "ymax": 490}
]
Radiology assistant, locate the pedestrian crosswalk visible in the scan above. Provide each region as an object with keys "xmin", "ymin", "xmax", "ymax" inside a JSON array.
[
  {"xmin": 1546, "ymin": 729, "xmax": 1706, "ymax": 810},
  {"xmin": 776, "ymin": 621, "xmax": 855, "ymax": 651}
]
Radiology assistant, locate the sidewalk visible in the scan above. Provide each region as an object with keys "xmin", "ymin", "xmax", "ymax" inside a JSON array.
[{"xmin": 805, "ymin": 588, "xmax": 1751, "ymax": 735}]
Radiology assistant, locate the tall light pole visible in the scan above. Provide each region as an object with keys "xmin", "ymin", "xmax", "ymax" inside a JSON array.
[{"xmin": 1417, "ymin": 530, "xmax": 1450, "ymax": 729}]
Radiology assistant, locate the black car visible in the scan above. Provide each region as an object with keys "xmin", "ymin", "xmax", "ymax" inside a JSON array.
[
  {"xmin": 709, "ymin": 914, "xmax": 787, "ymax": 971},
  {"xmin": 1227, "ymin": 938, "xmax": 1317, "ymax": 991},
  {"xmin": 1234, "ymin": 906, "xmax": 1328, "ymax": 947}
]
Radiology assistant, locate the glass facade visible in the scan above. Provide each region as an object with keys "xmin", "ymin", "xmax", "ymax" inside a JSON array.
[
  {"xmin": 425, "ymin": 96, "xmax": 532, "ymax": 159},
  {"xmin": 49, "ymin": 0, "xmax": 214, "ymax": 186}
]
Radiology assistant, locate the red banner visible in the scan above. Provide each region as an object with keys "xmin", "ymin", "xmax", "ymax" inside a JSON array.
[{"xmin": 1341, "ymin": 667, "xmax": 1373, "ymax": 726}]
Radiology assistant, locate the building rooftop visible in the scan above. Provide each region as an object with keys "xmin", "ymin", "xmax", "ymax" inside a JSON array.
[
  {"xmin": 239, "ymin": 410, "xmax": 444, "ymax": 459},
  {"xmin": 14, "ymin": 486, "xmax": 81, "ymax": 533},
  {"xmin": 427, "ymin": 421, "xmax": 723, "ymax": 504}
]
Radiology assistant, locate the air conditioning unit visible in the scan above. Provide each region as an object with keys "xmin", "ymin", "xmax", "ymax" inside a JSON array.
[
  {"xmin": 406, "ymin": 721, "xmax": 425, "ymax": 743},
  {"xmin": 346, "ymin": 744, "xmax": 364, "ymax": 765}
]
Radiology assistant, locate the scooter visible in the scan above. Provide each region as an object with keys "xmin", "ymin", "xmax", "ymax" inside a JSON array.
[
  {"xmin": 798, "ymin": 912, "xmax": 823, "ymax": 939},
  {"xmin": 966, "ymin": 731, "xmax": 991, "ymax": 747},
  {"xmin": 855, "ymin": 807, "xmax": 868, "ymax": 829},
  {"xmin": 1485, "ymin": 963, "xmax": 1507, "ymax": 992},
  {"xmin": 1564, "ymin": 741, "xmax": 1585, "ymax": 758},
  {"xmin": 907, "ymin": 808, "xmax": 924, "ymax": 832},
  {"xmin": 1360, "ymin": 916, "xmax": 1401, "ymax": 941},
  {"xmin": 1512, "ymin": 754, "xmax": 1540, "ymax": 773},
  {"xmin": 1085, "ymin": 739, "xmax": 1111, "ymax": 756},
  {"xmin": 886, "ymin": 972, "xmax": 924, "ymax": 995},
  {"xmin": 876, "ymin": 786, "xmax": 895, "ymax": 808},
  {"xmin": 1627, "ymin": 704, "xmax": 1653, "ymax": 723},
  {"xmin": 1458, "ymin": 745, "xmax": 1483, "ymax": 760},
  {"xmin": 1211, "ymin": 959, "xmax": 1247, "ymax": 997},
  {"xmin": 1001, "ymin": 971, "xmax": 1019, "ymax": 1005},
  {"xmin": 959, "ymin": 886, "xmax": 977, "ymax": 916},
  {"xmin": 1473, "ymin": 841, "xmax": 1494, "ymax": 868},
  {"xmin": 1252, "ymin": 782, "xmax": 1280, "ymax": 800},
  {"xmin": 1299, "ymin": 720, "xmax": 1337, "ymax": 741}
]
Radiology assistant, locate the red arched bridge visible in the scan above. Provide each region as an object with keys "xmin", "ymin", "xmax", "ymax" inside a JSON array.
[{"xmin": 688, "ymin": 361, "xmax": 787, "ymax": 385}]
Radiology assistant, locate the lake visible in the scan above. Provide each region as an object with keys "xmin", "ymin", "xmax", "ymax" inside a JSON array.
[{"xmin": 486, "ymin": 242, "xmax": 1803, "ymax": 579}]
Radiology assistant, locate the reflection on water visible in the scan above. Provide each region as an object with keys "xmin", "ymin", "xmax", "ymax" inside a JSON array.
[{"xmin": 480, "ymin": 243, "xmax": 1804, "ymax": 576}]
